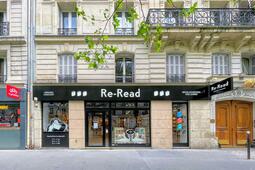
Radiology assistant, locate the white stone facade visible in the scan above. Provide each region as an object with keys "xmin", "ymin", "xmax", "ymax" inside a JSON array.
[{"xmin": 31, "ymin": 0, "xmax": 255, "ymax": 149}]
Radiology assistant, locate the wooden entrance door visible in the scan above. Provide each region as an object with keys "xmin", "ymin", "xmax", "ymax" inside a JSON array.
[{"xmin": 216, "ymin": 101, "xmax": 253, "ymax": 147}]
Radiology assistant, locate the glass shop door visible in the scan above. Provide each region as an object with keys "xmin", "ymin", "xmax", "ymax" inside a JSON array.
[{"xmin": 86, "ymin": 111, "xmax": 110, "ymax": 147}]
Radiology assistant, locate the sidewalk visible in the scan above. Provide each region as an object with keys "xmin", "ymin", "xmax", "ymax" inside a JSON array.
[{"xmin": 0, "ymin": 148, "xmax": 254, "ymax": 170}]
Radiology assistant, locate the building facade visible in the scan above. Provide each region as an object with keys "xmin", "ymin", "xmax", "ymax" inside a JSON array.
[
  {"xmin": 31, "ymin": 0, "xmax": 255, "ymax": 149},
  {"xmin": 0, "ymin": 0, "xmax": 28, "ymax": 149}
]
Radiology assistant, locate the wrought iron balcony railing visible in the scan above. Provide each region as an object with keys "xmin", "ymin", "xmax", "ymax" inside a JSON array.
[
  {"xmin": 167, "ymin": 74, "xmax": 185, "ymax": 83},
  {"xmin": 58, "ymin": 28, "xmax": 77, "ymax": 35},
  {"xmin": 58, "ymin": 74, "xmax": 77, "ymax": 83},
  {"xmin": 0, "ymin": 75, "xmax": 7, "ymax": 83},
  {"xmin": 116, "ymin": 74, "xmax": 134, "ymax": 83},
  {"xmin": 0, "ymin": 22, "xmax": 9, "ymax": 36},
  {"xmin": 147, "ymin": 8, "xmax": 255, "ymax": 27},
  {"xmin": 115, "ymin": 28, "xmax": 134, "ymax": 35}
]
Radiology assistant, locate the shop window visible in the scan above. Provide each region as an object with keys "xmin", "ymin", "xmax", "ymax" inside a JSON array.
[
  {"xmin": 43, "ymin": 102, "xmax": 69, "ymax": 133},
  {"xmin": 242, "ymin": 55, "xmax": 255, "ymax": 75},
  {"xmin": 172, "ymin": 103, "xmax": 188, "ymax": 146},
  {"xmin": 0, "ymin": 104, "xmax": 20, "ymax": 128},
  {"xmin": 111, "ymin": 107, "xmax": 150, "ymax": 146},
  {"xmin": 167, "ymin": 54, "xmax": 185, "ymax": 83},
  {"xmin": 58, "ymin": 54, "xmax": 77, "ymax": 83},
  {"xmin": 115, "ymin": 55, "xmax": 134, "ymax": 83},
  {"xmin": 212, "ymin": 54, "xmax": 230, "ymax": 75}
]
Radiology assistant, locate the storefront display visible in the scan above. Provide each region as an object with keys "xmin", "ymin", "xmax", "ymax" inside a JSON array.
[
  {"xmin": 172, "ymin": 103, "xmax": 188, "ymax": 146},
  {"xmin": 0, "ymin": 104, "xmax": 20, "ymax": 128},
  {"xmin": 112, "ymin": 109, "xmax": 149, "ymax": 145},
  {"xmin": 42, "ymin": 102, "xmax": 69, "ymax": 147},
  {"xmin": 85, "ymin": 102, "xmax": 150, "ymax": 147}
]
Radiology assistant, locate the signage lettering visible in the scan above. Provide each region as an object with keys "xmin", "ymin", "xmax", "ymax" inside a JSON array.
[
  {"xmin": 210, "ymin": 77, "xmax": 233, "ymax": 96},
  {"xmin": 6, "ymin": 84, "xmax": 20, "ymax": 100},
  {"xmin": 43, "ymin": 91, "xmax": 55, "ymax": 97},
  {"xmin": 101, "ymin": 88, "xmax": 141, "ymax": 98}
]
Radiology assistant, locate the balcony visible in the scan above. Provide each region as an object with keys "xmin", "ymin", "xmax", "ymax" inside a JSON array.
[
  {"xmin": 115, "ymin": 28, "xmax": 134, "ymax": 35},
  {"xmin": 58, "ymin": 28, "xmax": 77, "ymax": 36},
  {"xmin": 147, "ymin": 8, "xmax": 255, "ymax": 28},
  {"xmin": 0, "ymin": 22, "xmax": 9, "ymax": 36},
  {"xmin": 116, "ymin": 75, "xmax": 134, "ymax": 83},
  {"xmin": 0, "ymin": 75, "xmax": 7, "ymax": 83},
  {"xmin": 58, "ymin": 74, "xmax": 77, "ymax": 83},
  {"xmin": 167, "ymin": 74, "xmax": 185, "ymax": 83}
]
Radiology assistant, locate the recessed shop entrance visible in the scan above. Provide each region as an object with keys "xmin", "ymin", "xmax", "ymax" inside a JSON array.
[
  {"xmin": 216, "ymin": 100, "xmax": 253, "ymax": 147},
  {"xmin": 86, "ymin": 111, "xmax": 110, "ymax": 147}
]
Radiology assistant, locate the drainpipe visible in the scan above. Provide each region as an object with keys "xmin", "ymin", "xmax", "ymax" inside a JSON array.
[{"xmin": 26, "ymin": 0, "xmax": 35, "ymax": 148}]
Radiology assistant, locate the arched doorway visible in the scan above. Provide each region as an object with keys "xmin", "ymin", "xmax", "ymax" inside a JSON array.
[{"xmin": 216, "ymin": 100, "xmax": 253, "ymax": 147}]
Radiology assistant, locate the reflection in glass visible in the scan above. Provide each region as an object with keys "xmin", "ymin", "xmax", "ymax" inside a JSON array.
[
  {"xmin": 0, "ymin": 104, "xmax": 20, "ymax": 128},
  {"xmin": 112, "ymin": 109, "xmax": 150, "ymax": 145},
  {"xmin": 43, "ymin": 102, "xmax": 69, "ymax": 132},
  {"xmin": 88, "ymin": 112, "xmax": 103, "ymax": 146},
  {"xmin": 172, "ymin": 103, "xmax": 188, "ymax": 145}
]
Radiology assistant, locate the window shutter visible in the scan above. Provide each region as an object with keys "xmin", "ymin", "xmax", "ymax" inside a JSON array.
[
  {"xmin": 252, "ymin": 56, "xmax": 255, "ymax": 74},
  {"xmin": 212, "ymin": 54, "xmax": 229, "ymax": 75},
  {"xmin": 167, "ymin": 54, "xmax": 185, "ymax": 82}
]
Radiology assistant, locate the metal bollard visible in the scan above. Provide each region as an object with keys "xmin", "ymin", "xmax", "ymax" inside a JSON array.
[{"xmin": 247, "ymin": 131, "xmax": 251, "ymax": 160}]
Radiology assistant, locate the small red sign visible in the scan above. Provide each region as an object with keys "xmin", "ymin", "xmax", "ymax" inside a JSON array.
[{"xmin": 6, "ymin": 84, "xmax": 20, "ymax": 100}]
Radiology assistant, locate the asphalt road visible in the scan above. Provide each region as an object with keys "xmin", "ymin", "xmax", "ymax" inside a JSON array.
[{"xmin": 0, "ymin": 149, "xmax": 255, "ymax": 170}]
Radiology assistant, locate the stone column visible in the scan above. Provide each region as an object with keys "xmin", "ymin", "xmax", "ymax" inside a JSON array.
[
  {"xmin": 69, "ymin": 101, "xmax": 85, "ymax": 149},
  {"xmin": 151, "ymin": 101, "xmax": 172, "ymax": 149},
  {"xmin": 33, "ymin": 101, "xmax": 42, "ymax": 148},
  {"xmin": 189, "ymin": 100, "xmax": 218, "ymax": 149}
]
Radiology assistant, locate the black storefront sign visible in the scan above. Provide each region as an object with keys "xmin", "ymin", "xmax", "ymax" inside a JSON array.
[
  {"xmin": 33, "ymin": 85, "xmax": 210, "ymax": 101},
  {"xmin": 42, "ymin": 132, "xmax": 69, "ymax": 147},
  {"xmin": 210, "ymin": 77, "xmax": 233, "ymax": 96}
]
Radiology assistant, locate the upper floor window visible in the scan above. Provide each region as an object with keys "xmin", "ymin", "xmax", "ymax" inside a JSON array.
[
  {"xmin": 0, "ymin": 12, "xmax": 8, "ymax": 36},
  {"xmin": 59, "ymin": 12, "xmax": 77, "ymax": 35},
  {"xmin": 167, "ymin": 54, "xmax": 185, "ymax": 83},
  {"xmin": 212, "ymin": 54, "xmax": 230, "ymax": 75},
  {"xmin": 115, "ymin": 11, "xmax": 134, "ymax": 35},
  {"xmin": 58, "ymin": 54, "xmax": 77, "ymax": 83},
  {"xmin": 115, "ymin": 55, "xmax": 134, "ymax": 83},
  {"xmin": 242, "ymin": 55, "xmax": 255, "ymax": 75},
  {"xmin": 0, "ymin": 58, "xmax": 6, "ymax": 83}
]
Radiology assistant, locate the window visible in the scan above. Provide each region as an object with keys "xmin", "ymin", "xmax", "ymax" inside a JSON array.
[
  {"xmin": 0, "ymin": 104, "xmax": 20, "ymax": 128},
  {"xmin": 111, "ymin": 102, "xmax": 150, "ymax": 146},
  {"xmin": 115, "ymin": 56, "xmax": 134, "ymax": 83},
  {"xmin": 0, "ymin": 58, "xmax": 6, "ymax": 83},
  {"xmin": 59, "ymin": 55, "xmax": 77, "ymax": 83},
  {"xmin": 59, "ymin": 12, "xmax": 77, "ymax": 35},
  {"xmin": 242, "ymin": 56, "xmax": 255, "ymax": 75},
  {"xmin": 172, "ymin": 103, "xmax": 188, "ymax": 146},
  {"xmin": 42, "ymin": 102, "xmax": 69, "ymax": 133},
  {"xmin": 167, "ymin": 54, "xmax": 185, "ymax": 82},
  {"xmin": 0, "ymin": 12, "xmax": 8, "ymax": 36},
  {"xmin": 115, "ymin": 12, "xmax": 134, "ymax": 35},
  {"xmin": 0, "ymin": 13, "xmax": 3, "ymax": 23},
  {"xmin": 212, "ymin": 54, "xmax": 230, "ymax": 75}
]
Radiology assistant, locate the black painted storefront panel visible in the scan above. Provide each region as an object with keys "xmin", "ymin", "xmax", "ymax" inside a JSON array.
[
  {"xmin": 42, "ymin": 132, "xmax": 69, "ymax": 147},
  {"xmin": 33, "ymin": 85, "xmax": 210, "ymax": 101}
]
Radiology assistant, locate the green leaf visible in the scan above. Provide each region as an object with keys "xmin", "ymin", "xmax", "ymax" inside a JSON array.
[
  {"xmin": 127, "ymin": 8, "xmax": 138, "ymax": 23},
  {"xmin": 101, "ymin": 35, "xmax": 109, "ymax": 41},
  {"xmin": 113, "ymin": 13, "xmax": 120, "ymax": 30},
  {"xmin": 85, "ymin": 36, "xmax": 95, "ymax": 49},
  {"xmin": 166, "ymin": 0, "xmax": 173, "ymax": 6},
  {"xmin": 181, "ymin": 2, "xmax": 198, "ymax": 17}
]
